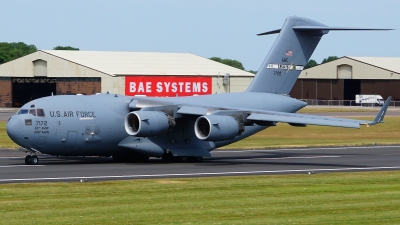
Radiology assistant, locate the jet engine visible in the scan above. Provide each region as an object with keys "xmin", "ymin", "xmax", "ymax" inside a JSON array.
[
  {"xmin": 194, "ymin": 115, "xmax": 243, "ymax": 141},
  {"xmin": 125, "ymin": 111, "xmax": 175, "ymax": 137}
]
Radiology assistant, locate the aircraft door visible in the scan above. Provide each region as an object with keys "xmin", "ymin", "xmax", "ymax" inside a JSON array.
[{"xmin": 66, "ymin": 131, "xmax": 78, "ymax": 148}]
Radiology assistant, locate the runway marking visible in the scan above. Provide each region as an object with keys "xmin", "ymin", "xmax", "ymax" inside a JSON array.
[
  {"xmin": 214, "ymin": 145, "xmax": 400, "ymax": 153},
  {"xmin": 260, "ymin": 156, "xmax": 340, "ymax": 160},
  {"xmin": 232, "ymin": 156, "xmax": 340, "ymax": 161},
  {"xmin": 0, "ymin": 157, "xmax": 24, "ymax": 159},
  {"xmin": 0, "ymin": 165, "xmax": 45, "ymax": 168},
  {"xmin": 1, "ymin": 166, "xmax": 400, "ymax": 182}
]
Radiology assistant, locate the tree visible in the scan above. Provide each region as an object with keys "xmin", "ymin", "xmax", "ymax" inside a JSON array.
[
  {"xmin": 53, "ymin": 46, "xmax": 79, "ymax": 50},
  {"xmin": 321, "ymin": 56, "xmax": 338, "ymax": 64},
  {"xmin": 210, "ymin": 57, "xmax": 245, "ymax": 70},
  {"xmin": 304, "ymin": 59, "xmax": 318, "ymax": 69},
  {"xmin": 247, "ymin": 70, "xmax": 257, "ymax": 74},
  {"xmin": 0, "ymin": 42, "xmax": 37, "ymax": 64}
]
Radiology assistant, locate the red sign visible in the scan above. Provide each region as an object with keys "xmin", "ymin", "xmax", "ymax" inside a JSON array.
[{"xmin": 125, "ymin": 76, "xmax": 212, "ymax": 97}]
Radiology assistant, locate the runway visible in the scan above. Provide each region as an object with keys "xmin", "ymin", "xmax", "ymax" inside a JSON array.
[{"xmin": 1, "ymin": 146, "xmax": 399, "ymax": 183}]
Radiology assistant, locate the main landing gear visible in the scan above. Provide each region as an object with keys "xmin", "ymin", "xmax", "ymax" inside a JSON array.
[
  {"xmin": 112, "ymin": 154, "xmax": 149, "ymax": 163},
  {"xmin": 25, "ymin": 155, "xmax": 39, "ymax": 165},
  {"xmin": 161, "ymin": 151, "xmax": 203, "ymax": 163}
]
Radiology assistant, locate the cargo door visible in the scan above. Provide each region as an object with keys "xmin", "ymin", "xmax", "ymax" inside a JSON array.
[{"xmin": 66, "ymin": 131, "xmax": 77, "ymax": 148}]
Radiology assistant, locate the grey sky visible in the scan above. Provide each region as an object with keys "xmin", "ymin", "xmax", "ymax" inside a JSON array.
[{"xmin": 1, "ymin": 0, "xmax": 398, "ymax": 71}]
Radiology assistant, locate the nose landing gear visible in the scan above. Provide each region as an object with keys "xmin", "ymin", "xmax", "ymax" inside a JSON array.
[
  {"xmin": 18, "ymin": 148, "xmax": 42, "ymax": 165},
  {"xmin": 25, "ymin": 155, "xmax": 39, "ymax": 165}
]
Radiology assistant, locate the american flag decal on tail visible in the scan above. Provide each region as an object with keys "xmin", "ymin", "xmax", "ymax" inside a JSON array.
[{"xmin": 285, "ymin": 50, "xmax": 292, "ymax": 56}]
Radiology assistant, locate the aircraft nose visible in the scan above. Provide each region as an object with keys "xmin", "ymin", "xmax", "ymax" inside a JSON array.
[{"xmin": 6, "ymin": 116, "xmax": 24, "ymax": 145}]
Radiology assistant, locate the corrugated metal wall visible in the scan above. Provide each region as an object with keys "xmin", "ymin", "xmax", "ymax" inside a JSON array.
[
  {"xmin": 0, "ymin": 77, "xmax": 12, "ymax": 107},
  {"xmin": 291, "ymin": 79, "xmax": 399, "ymax": 101},
  {"xmin": 291, "ymin": 79, "xmax": 343, "ymax": 100},
  {"xmin": 332, "ymin": 80, "xmax": 344, "ymax": 101},
  {"xmin": 56, "ymin": 78, "xmax": 101, "ymax": 95},
  {"xmin": 361, "ymin": 80, "xmax": 400, "ymax": 100}
]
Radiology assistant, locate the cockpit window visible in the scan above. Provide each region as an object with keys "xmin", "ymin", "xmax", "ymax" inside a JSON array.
[
  {"xmin": 17, "ymin": 108, "xmax": 45, "ymax": 117},
  {"xmin": 17, "ymin": 109, "xmax": 28, "ymax": 115},
  {"xmin": 29, "ymin": 109, "xmax": 36, "ymax": 116},
  {"xmin": 37, "ymin": 108, "xmax": 45, "ymax": 117}
]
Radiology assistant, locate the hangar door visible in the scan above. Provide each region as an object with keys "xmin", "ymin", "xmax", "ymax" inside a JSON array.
[
  {"xmin": 337, "ymin": 64, "xmax": 360, "ymax": 104},
  {"xmin": 337, "ymin": 64, "xmax": 352, "ymax": 79},
  {"xmin": 12, "ymin": 78, "xmax": 56, "ymax": 107}
]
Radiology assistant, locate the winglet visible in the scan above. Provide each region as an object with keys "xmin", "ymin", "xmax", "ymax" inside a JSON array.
[{"xmin": 369, "ymin": 96, "xmax": 392, "ymax": 125}]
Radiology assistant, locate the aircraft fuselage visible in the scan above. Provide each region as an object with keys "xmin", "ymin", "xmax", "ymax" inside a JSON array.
[{"xmin": 7, "ymin": 92, "xmax": 305, "ymax": 157}]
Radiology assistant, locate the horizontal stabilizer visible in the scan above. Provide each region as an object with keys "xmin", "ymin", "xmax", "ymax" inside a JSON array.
[
  {"xmin": 293, "ymin": 26, "xmax": 393, "ymax": 31},
  {"xmin": 257, "ymin": 27, "xmax": 392, "ymax": 36},
  {"xmin": 257, "ymin": 29, "xmax": 281, "ymax": 36}
]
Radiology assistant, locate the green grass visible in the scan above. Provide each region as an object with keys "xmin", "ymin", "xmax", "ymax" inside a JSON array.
[
  {"xmin": 1, "ymin": 171, "xmax": 400, "ymax": 224},
  {"xmin": 1, "ymin": 113, "xmax": 400, "ymax": 224}
]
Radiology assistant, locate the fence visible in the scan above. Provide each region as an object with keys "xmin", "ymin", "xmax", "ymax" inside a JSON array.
[{"xmin": 299, "ymin": 99, "xmax": 400, "ymax": 107}]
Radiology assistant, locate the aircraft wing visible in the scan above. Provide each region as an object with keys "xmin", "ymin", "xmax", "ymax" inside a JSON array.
[
  {"xmin": 248, "ymin": 112, "xmax": 366, "ymax": 128},
  {"xmin": 248, "ymin": 96, "xmax": 390, "ymax": 128},
  {"xmin": 175, "ymin": 96, "xmax": 391, "ymax": 129},
  {"xmin": 176, "ymin": 105, "xmax": 210, "ymax": 115}
]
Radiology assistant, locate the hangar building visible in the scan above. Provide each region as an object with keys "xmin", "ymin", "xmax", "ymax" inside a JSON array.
[
  {"xmin": 290, "ymin": 56, "xmax": 400, "ymax": 103},
  {"xmin": 3, "ymin": 51, "xmax": 398, "ymax": 108},
  {"xmin": 0, "ymin": 50, "xmax": 254, "ymax": 107}
]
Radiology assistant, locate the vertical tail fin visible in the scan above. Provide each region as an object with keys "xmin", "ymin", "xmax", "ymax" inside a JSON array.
[{"xmin": 246, "ymin": 16, "xmax": 392, "ymax": 94}]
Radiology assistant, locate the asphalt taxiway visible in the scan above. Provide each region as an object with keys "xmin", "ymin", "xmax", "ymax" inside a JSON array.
[{"xmin": 0, "ymin": 146, "xmax": 399, "ymax": 183}]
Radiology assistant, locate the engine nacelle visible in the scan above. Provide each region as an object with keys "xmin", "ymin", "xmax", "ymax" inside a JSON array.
[
  {"xmin": 125, "ymin": 111, "xmax": 175, "ymax": 137},
  {"xmin": 194, "ymin": 115, "xmax": 242, "ymax": 141}
]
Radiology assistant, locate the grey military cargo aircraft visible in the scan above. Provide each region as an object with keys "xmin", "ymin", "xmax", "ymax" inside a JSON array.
[{"xmin": 6, "ymin": 16, "xmax": 392, "ymax": 165}]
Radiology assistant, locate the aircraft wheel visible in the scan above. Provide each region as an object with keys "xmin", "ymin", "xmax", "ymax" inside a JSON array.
[
  {"xmin": 25, "ymin": 155, "xmax": 32, "ymax": 165},
  {"xmin": 193, "ymin": 157, "xmax": 203, "ymax": 162},
  {"xmin": 179, "ymin": 156, "xmax": 189, "ymax": 163},
  {"xmin": 113, "ymin": 154, "xmax": 149, "ymax": 163},
  {"xmin": 29, "ymin": 155, "xmax": 39, "ymax": 165},
  {"xmin": 162, "ymin": 152, "xmax": 173, "ymax": 163},
  {"xmin": 136, "ymin": 156, "xmax": 149, "ymax": 163},
  {"xmin": 161, "ymin": 156, "xmax": 168, "ymax": 162},
  {"xmin": 112, "ymin": 155, "xmax": 123, "ymax": 163}
]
